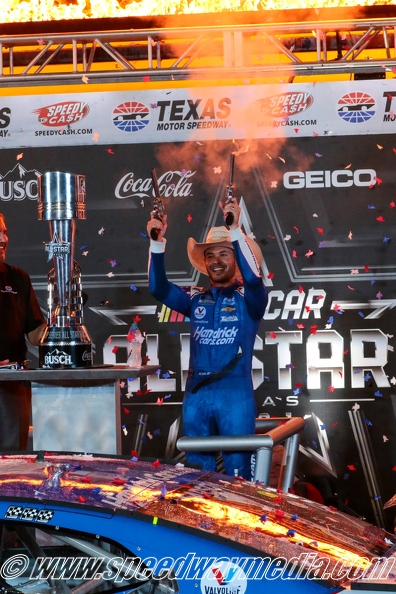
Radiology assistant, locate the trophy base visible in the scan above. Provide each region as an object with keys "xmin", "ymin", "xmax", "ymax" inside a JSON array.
[{"xmin": 39, "ymin": 325, "xmax": 93, "ymax": 369}]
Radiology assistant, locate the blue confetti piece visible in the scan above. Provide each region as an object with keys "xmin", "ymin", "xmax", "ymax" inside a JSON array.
[
  {"xmin": 80, "ymin": 245, "xmax": 88, "ymax": 250},
  {"xmin": 162, "ymin": 372, "xmax": 171, "ymax": 379},
  {"xmin": 288, "ymin": 318, "xmax": 294, "ymax": 326},
  {"xmin": 312, "ymin": 440, "xmax": 317, "ymax": 448},
  {"xmin": 260, "ymin": 514, "xmax": 267, "ymax": 523},
  {"xmin": 354, "ymin": 369, "xmax": 361, "ymax": 374},
  {"xmin": 264, "ymin": 375, "xmax": 270, "ymax": 381},
  {"xmin": 141, "ymin": 436, "xmax": 147, "ymax": 443},
  {"xmin": 122, "ymin": 424, "xmax": 126, "ymax": 429},
  {"xmin": 164, "ymin": 394, "xmax": 172, "ymax": 399},
  {"xmin": 335, "ymin": 309, "xmax": 344, "ymax": 315},
  {"xmin": 364, "ymin": 373, "xmax": 372, "ymax": 381},
  {"xmin": 343, "ymin": 473, "xmax": 349, "ymax": 480},
  {"xmin": 383, "ymin": 237, "xmax": 390, "ymax": 243},
  {"xmin": 374, "ymin": 391, "xmax": 383, "ymax": 397},
  {"xmin": 368, "ymin": 205, "xmax": 375, "ymax": 209},
  {"xmin": 291, "ymin": 514, "xmax": 298, "ymax": 521},
  {"xmin": 130, "ymin": 284, "xmax": 137, "ymax": 291},
  {"xmin": 287, "ymin": 529, "xmax": 295, "ymax": 537},
  {"xmin": 140, "ymin": 232, "xmax": 147, "ymax": 237},
  {"xmin": 128, "ymin": 377, "xmax": 135, "ymax": 382},
  {"xmin": 364, "ymin": 418, "xmax": 373, "ymax": 426},
  {"xmin": 374, "ymin": 495, "xmax": 381, "ymax": 500},
  {"xmin": 131, "ymin": 456, "xmax": 138, "ymax": 462},
  {"xmin": 320, "ymin": 424, "xmax": 327, "ymax": 430},
  {"xmin": 293, "ymin": 389, "xmax": 300, "ymax": 395},
  {"xmin": 319, "ymin": 241, "xmax": 327, "ymax": 248},
  {"xmin": 169, "ymin": 330, "xmax": 178, "ymax": 335},
  {"xmin": 359, "ymin": 311, "xmax": 365, "ymax": 318},
  {"xmin": 138, "ymin": 419, "xmax": 145, "ymax": 425},
  {"xmin": 155, "ymin": 369, "xmax": 161, "ymax": 375},
  {"xmin": 370, "ymin": 279, "xmax": 376, "ymax": 285},
  {"xmin": 92, "ymin": 487, "xmax": 101, "ymax": 494},
  {"xmin": 153, "ymin": 429, "xmax": 161, "ymax": 435},
  {"xmin": 327, "ymin": 316, "xmax": 334, "ymax": 324},
  {"xmin": 285, "ymin": 364, "xmax": 293, "ymax": 370}
]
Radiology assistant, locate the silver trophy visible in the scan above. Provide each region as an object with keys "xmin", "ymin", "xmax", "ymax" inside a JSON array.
[{"xmin": 38, "ymin": 171, "xmax": 92, "ymax": 369}]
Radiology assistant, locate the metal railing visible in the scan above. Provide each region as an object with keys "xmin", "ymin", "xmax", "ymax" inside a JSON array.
[
  {"xmin": 177, "ymin": 416, "xmax": 305, "ymax": 490},
  {"xmin": 0, "ymin": 16, "xmax": 396, "ymax": 86}
]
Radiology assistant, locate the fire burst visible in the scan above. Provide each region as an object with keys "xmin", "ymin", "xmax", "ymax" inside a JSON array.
[{"xmin": 0, "ymin": 0, "xmax": 394, "ymax": 23}]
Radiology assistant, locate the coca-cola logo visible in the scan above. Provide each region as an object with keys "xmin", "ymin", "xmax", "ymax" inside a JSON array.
[{"xmin": 115, "ymin": 170, "xmax": 195, "ymax": 199}]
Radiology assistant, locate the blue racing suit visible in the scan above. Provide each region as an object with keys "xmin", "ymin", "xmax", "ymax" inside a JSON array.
[{"xmin": 149, "ymin": 227, "xmax": 268, "ymax": 479}]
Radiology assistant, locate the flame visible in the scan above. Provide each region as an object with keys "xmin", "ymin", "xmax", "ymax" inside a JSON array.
[
  {"xmin": 0, "ymin": 0, "xmax": 394, "ymax": 23},
  {"xmin": 180, "ymin": 496, "xmax": 373, "ymax": 570}
]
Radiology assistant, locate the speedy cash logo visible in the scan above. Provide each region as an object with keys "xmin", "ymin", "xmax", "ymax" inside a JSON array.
[
  {"xmin": 256, "ymin": 91, "xmax": 313, "ymax": 117},
  {"xmin": 337, "ymin": 91, "xmax": 376, "ymax": 123},
  {"xmin": 33, "ymin": 101, "xmax": 90, "ymax": 127}
]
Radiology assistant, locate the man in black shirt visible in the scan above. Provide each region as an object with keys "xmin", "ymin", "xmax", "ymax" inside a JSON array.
[{"xmin": 0, "ymin": 213, "xmax": 46, "ymax": 450}]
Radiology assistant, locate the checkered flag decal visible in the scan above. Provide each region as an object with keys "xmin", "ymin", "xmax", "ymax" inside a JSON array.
[
  {"xmin": 4, "ymin": 506, "xmax": 54, "ymax": 523},
  {"xmin": 36, "ymin": 510, "xmax": 54, "ymax": 523},
  {"xmin": 21, "ymin": 508, "xmax": 38, "ymax": 521},
  {"xmin": 5, "ymin": 506, "xmax": 23, "ymax": 519}
]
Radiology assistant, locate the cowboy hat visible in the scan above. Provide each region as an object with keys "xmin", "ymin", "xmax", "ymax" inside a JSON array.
[{"xmin": 187, "ymin": 226, "xmax": 262, "ymax": 277}]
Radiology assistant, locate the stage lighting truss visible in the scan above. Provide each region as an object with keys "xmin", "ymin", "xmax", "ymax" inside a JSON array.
[{"xmin": 0, "ymin": 16, "xmax": 395, "ymax": 86}]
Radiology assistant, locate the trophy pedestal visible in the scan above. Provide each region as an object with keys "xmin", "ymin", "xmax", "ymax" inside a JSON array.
[{"xmin": 0, "ymin": 366, "xmax": 158, "ymax": 455}]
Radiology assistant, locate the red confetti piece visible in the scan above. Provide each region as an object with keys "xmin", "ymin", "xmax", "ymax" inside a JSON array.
[
  {"xmin": 310, "ymin": 325, "xmax": 318, "ymax": 335},
  {"xmin": 364, "ymin": 264, "xmax": 369, "ymax": 272},
  {"xmin": 347, "ymin": 465, "xmax": 357, "ymax": 471},
  {"xmin": 305, "ymin": 306, "xmax": 312, "ymax": 312},
  {"xmin": 77, "ymin": 496, "xmax": 88, "ymax": 503},
  {"xmin": 331, "ymin": 422, "xmax": 338, "ymax": 428},
  {"xmin": 294, "ymin": 128, "xmax": 299, "ymax": 133},
  {"xmin": 305, "ymin": 249, "xmax": 314, "ymax": 258},
  {"xmin": 113, "ymin": 477, "xmax": 126, "ymax": 485},
  {"xmin": 133, "ymin": 316, "xmax": 141, "ymax": 323},
  {"xmin": 131, "ymin": 450, "xmax": 139, "ymax": 457},
  {"xmin": 270, "ymin": 331, "xmax": 277, "ymax": 339},
  {"xmin": 376, "ymin": 216, "xmax": 385, "ymax": 222},
  {"xmin": 152, "ymin": 459, "xmax": 161, "ymax": 468},
  {"xmin": 143, "ymin": 76, "xmax": 150, "ymax": 82},
  {"xmin": 106, "ymin": 149, "xmax": 114, "ymax": 154},
  {"xmin": 316, "ymin": 295, "xmax": 324, "ymax": 300},
  {"xmin": 202, "ymin": 492, "xmax": 214, "ymax": 499},
  {"xmin": 297, "ymin": 324, "xmax": 305, "ymax": 329},
  {"xmin": 328, "ymin": 386, "xmax": 335, "ymax": 392},
  {"xmin": 292, "ymin": 250, "xmax": 297, "ymax": 258},
  {"xmin": 275, "ymin": 509, "xmax": 285, "ymax": 517},
  {"xmin": 123, "ymin": 407, "xmax": 130, "ymax": 414},
  {"xmin": 138, "ymin": 389, "xmax": 151, "ymax": 396},
  {"xmin": 157, "ymin": 397, "xmax": 164, "ymax": 406},
  {"xmin": 295, "ymin": 382, "xmax": 303, "ymax": 387},
  {"xmin": 187, "ymin": 214, "xmax": 192, "ymax": 222},
  {"xmin": 298, "ymin": 285, "xmax": 304, "ymax": 293},
  {"xmin": 293, "ymin": 226, "xmax": 299, "ymax": 233},
  {"xmin": 390, "ymin": 202, "xmax": 396, "ymax": 208},
  {"xmin": 82, "ymin": 476, "xmax": 92, "ymax": 483},
  {"xmin": 347, "ymin": 286, "xmax": 355, "ymax": 290},
  {"xmin": 267, "ymin": 271, "xmax": 275, "ymax": 279},
  {"xmin": 317, "ymin": 228, "xmax": 324, "ymax": 234},
  {"xmin": 127, "ymin": 331, "xmax": 135, "ymax": 342},
  {"xmin": 374, "ymin": 177, "xmax": 382, "ymax": 185},
  {"xmin": 112, "ymin": 346, "xmax": 119, "ymax": 354}
]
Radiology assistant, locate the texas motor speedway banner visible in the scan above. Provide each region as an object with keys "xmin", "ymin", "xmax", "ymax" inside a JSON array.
[{"xmin": 1, "ymin": 78, "xmax": 395, "ymax": 529}]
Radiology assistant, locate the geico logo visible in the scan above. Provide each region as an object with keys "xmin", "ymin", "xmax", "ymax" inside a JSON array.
[{"xmin": 283, "ymin": 169, "xmax": 376, "ymax": 189}]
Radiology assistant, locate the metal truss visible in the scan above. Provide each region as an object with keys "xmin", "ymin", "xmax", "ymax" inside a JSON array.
[{"xmin": 0, "ymin": 15, "xmax": 396, "ymax": 86}]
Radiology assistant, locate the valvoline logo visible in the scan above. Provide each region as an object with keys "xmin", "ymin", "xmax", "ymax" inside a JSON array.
[
  {"xmin": 33, "ymin": 101, "xmax": 89, "ymax": 126},
  {"xmin": 256, "ymin": 91, "xmax": 313, "ymax": 117},
  {"xmin": 337, "ymin": 91, "xmax": 376, "ymax": 123},
  {"xmin": 200, "ymin": 562, "xmax": 247, "ymax": 594}
]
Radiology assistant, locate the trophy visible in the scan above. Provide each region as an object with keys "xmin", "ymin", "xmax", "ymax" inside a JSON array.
[{"xmin": 38, "ymin": 171, "xmax": 92, "ymax": 369}]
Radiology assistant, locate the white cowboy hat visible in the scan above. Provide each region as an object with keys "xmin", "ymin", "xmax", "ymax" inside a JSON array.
[{"xmin": 187, "ymin": 226, "xmax": 262, "ymax": 277}]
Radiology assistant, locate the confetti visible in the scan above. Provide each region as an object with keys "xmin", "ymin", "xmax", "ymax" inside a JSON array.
[
  {"xmin": 82, "ymin": 75, "xmax": 89, "ymax": 84},
  {"xmin": 92, "ymin": 133, "xmax": 100, "ymax": 141},
  {"xmin": 213, "ymin": 166, "xmax": 222, "ymax": 174},
  {"xmin": 348, "ymin": 231, "xmax": 353, "ymax": 240},
  {"xmin": 16, "ymin": 153, "xmax": 23, "ymax": 160},
  {"xmin": 98, "ymin": 227, "xmax": 105, "ymax": 235},
  {"xmin": 305, "ymin": 250, "xmax": 314, "ymax": 258}
]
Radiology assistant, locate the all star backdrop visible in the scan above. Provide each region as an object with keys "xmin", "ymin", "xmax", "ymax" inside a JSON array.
[{"xmin": 1, "ymin": 79, "xmax": 396, "ymax": 529}]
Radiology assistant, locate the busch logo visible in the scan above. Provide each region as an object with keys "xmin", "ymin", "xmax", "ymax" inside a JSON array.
[
  {"xmin": 193, "ymin": 325, "xmax": 238, "ymax": 345},
  {"xmin": 44, "ymin": 349, "xmax": 72, "ymax": 366},
  {"xmin": 0, "ymin": 164, "xmax": 40, "ymax": 201},
  {"xmin": 115, "ymin": 169, "xmax": 195, "ymax": 199}
]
